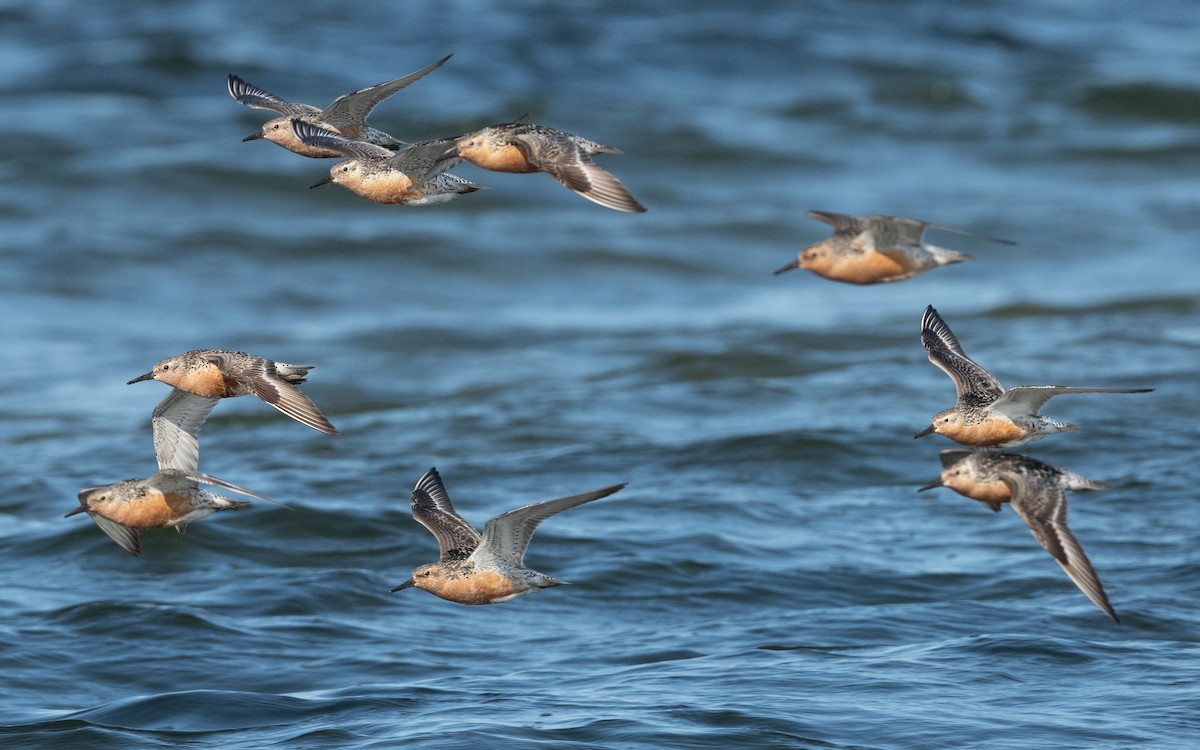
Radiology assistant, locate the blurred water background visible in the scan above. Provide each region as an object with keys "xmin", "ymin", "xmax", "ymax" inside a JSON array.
[{"xmin": 1, "ymin": 1, "xmax": 1198, "ymax": 747}]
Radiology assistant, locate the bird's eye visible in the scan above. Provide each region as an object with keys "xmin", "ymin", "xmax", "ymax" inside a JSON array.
[
  {"xmin": 272, "ymin": 124, "xmax": 281, "ymax": 130},
  {"xmin": 341, "ymin": 166, "xmax": 349, "ymax": 172},
  {"xmin": 160, "ymin": 365, "xmax": 170, "ymax": 371}
]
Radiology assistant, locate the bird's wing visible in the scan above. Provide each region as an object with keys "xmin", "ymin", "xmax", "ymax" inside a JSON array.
[
  {"xmin": 206, "ymin": 351, "xmax": 338, "ymax": 435},
  {"xmin": 1007, "ymin": 472, "xmax": 1119, "ymax": 623},
  {"xmin": 907, "ymin": 217, "xmax": 1015, "ymax": 246},
  {"xmin": 388, "ymin": 137, "xmax": 465, "ymax": 177},
  {"xmin": 806, "ymin": 210, "xmax": 868, "ymax": 236},
  {"xmin": 290, "ymin": 120, "xmax": 394, "ymax": 161},
  {"xmin": 921, "ymin": 305, "xmax": 1004, "ymax": 401},
  {"xmin": 89, "ymin": 514, "xmax": 142, "ymax": 556},
  {"xmin": 409, "ymin": 467, "xmax": 481, "ymax": 561},
  {"xmin": 321, "ymin": 54, "xmax": 452, "ymax": 125},
  {"xmin": 991, "ymin": 385, "xmax": 1153, "ymax": 420},
  {"xmin": 472, "ymin": 483, "xmax": 626, "ymax": 567},
  {"xmin": 151, "ymin": 389, "xmax": 219, "ymax": 472},
  {"xmin": 517, "ymin": 134, "xmax": 646, "ymax": 213},
  {"xmin": 150, "ymin": 469, "xmax": 269, "ymax": 501},
  {"xmin": 227, "ymin": 74, "xmax": 309, "ymax": 116},
  {"xmin": 864, "ymin": 215, "xmax": 929, "ymax": 249},
  {"xmin": 937, "ymin": 448, "xmax": 980, "ymax": 469}
]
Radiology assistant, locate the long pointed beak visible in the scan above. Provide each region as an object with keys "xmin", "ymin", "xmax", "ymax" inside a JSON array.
[
  {"xmin": 772, "ymin": 259, "xmax": 800, "ymax": 275},
  {"xmin": 64, "ymin": 505, "xmax": 89, "ymax": 518},
  {"xmin": 914, "ymin": 424, "xmax": 937, "ymax": 439},
  {"xmin": 309, "ymin": 175, "xmax": 334, "ymax": 189},
  {"xmin": 127, "ymin": 371, "xmax": 154, "ymax": 385},
  {"xmin": 918, "ymin": 478, "xmax": 943, "ymax": 492},
  {"xmin": 389, "ymin": 578, "xmax": 415, "ymax": 593},
  {"xmin": 243, "ymin": 132, "xmax": 264, "ymax": 142}
]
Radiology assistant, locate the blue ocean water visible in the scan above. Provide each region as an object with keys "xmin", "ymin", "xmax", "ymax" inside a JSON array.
[{"xmin": 1, "ymin": 1, "xmax": 1198, "ymax": 748}]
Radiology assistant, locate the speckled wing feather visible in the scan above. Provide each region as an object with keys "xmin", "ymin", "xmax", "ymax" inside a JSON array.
[
  {"xmin": 1005, "ymin": 470, "xmax": 1119, "ymax": 622},
  {"xmin": 320, "ymin": 54, "xmax": 451, "ymax": 126},
  {"xmin": 990, "ymin": 385, "xmax": 1153, "ymax": 421},
  {"xmin": 151, "ymin": 389, "xmax": 219, "ymax": 472},
  {"xmin": 291, "ymin": 120, "xmax": 395, "ymax": 161},
  {"xmin": 920, "ymin": 305, "xmax": 1004, "ymax": 403},
  {"xmin": 205, "ymin": 351, "xmax": 338, "ymax": 436},
  {"xmin": 227, "ymin": 74, "xmax": 317, "ymax": 117},
  {"xmin": 516, "ymin": 133, "xmax": 646, "ymax": 213},
  {"xmin": 472, "ymin": 483, "xmax": 626, "ymax": 568},
  {"xmin": 409, "ymin": 468, "xmax": 482, "ymax": 561}
]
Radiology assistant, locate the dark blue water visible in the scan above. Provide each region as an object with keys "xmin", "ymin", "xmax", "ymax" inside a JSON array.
[{"xmin": 2, "ymin": 1, "xmax": 1198, "ymax": 748}]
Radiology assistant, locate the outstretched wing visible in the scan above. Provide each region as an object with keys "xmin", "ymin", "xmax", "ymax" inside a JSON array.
[
  {"xmin": 90, "ymin": 514, "xmax": 142, "ymax": 556},
  {"xmin": 290, "ymin": 120, "xmax": 395, "ymax": 161},
  {"xmin": 864, "ymin": 215, "xmax": 929, "ymax": 249},
  {"xmin": 388, "ymin": 137, "xmax": 466, "ymax": 176},
  {"xmin": 321, "ymin": 54, "xmax": 452, "ymax": 125},
  {"xmin": 150, "ymin": 469, "xmax": 269, "ymax": 501},
  {"xmin": 472, "ymin": 483, "xmax": 626, "ymax": 568},
  {"xmin": 906, "ymin": 217, "xmax": 1015, "ymax": 246},
  {"xmin": 991, "ymin": 385, "xmax": 1153, "ymax": 420},
  {"xmin": 518, "ymin": 133, "xmax": 646, "ymax": 213},
  {"xmin": 151, "ymin": 389, "xmax": 219, "ymax": 472},
  {"xmin": 920, "ymin": 305, "xmax": 1004, "ymax": 402},
  {"xmin": 227, "ymin": 74, "xmax": 310, "ymax": 116},
  {"xmin": 1006, "ymin": 471, "xmax": 1119, "ymax": 623},
  {"xmin": 806, "ymin": 210, "xmax": 868, "ymax": 236},
  {"xmin": 409, "ymin": 468, "xmax": 481, "ymax": 561},
  {"xmin": 204, "ymin": 351, "xmax": 338, "ymax": 436}
]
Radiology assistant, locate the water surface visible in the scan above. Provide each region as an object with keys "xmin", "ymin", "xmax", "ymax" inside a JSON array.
[{"xmin": 1, "ymin": 2, "xmax": 1198, "ymax": 748}]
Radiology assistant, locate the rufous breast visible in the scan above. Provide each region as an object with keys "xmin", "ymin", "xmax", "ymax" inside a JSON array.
[
  {"xmin": 941, "ymin": 417, "xmax": 1026, "ymax": 448},
  {"xmin": 460, "ymin": 143, "xmax": 536, "ymax": 173},
  {"xmin": 428, "ymin": 569, "xmax": 524, "ymax": 605}
]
